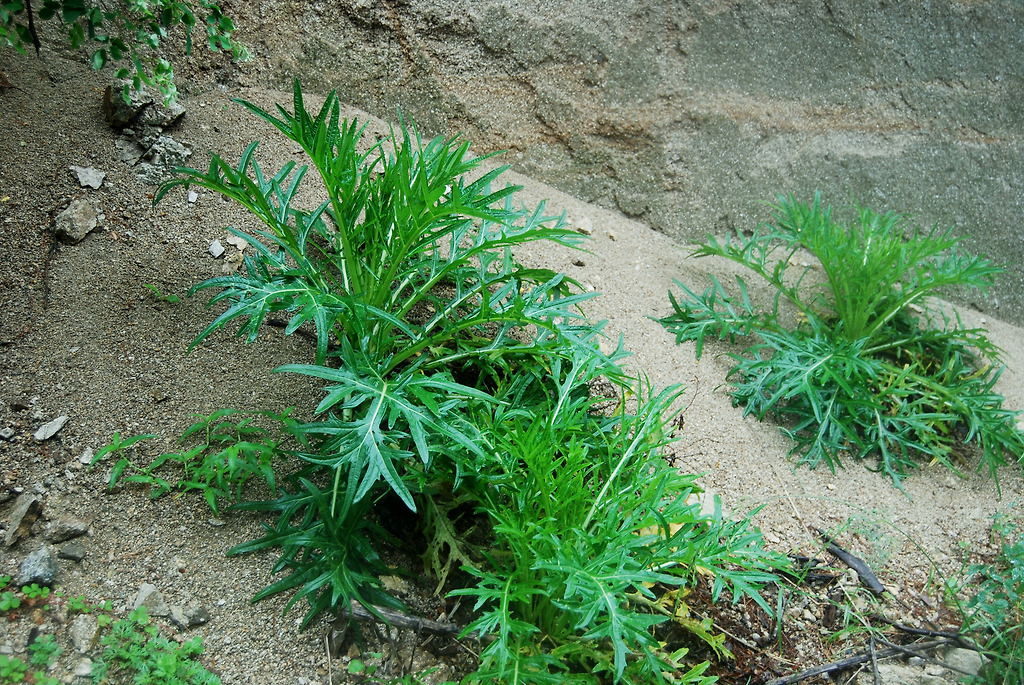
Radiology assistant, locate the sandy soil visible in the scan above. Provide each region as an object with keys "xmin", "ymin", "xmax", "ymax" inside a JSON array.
[{"xmin": 1, "ymin": 41, "xmax": 1022, "ymax": 685}]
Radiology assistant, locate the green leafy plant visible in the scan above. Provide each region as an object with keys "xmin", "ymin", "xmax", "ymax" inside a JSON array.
[
  {"xmin": 453, "ymin": 353, "xmax": 784, "ymax": 685},
  {"xmin": 27, "ymin": 635, "xmax": 61, "ymax": 668},
  {"xmin": 0, "ymin": 637, "xmax": 60, "ymax": 685},
  {"xmin": 347, "ymin": 657, "xmax": 451, "ymax": 685},
  {"xmin": 0, "ymin": 655, "xmax": 27, "ymax": 683},
  {"xmin": 94, "ymin": 409, "xmax": 295, "ymax": 514},
  {"xmin": 90, "ymin": 606, "xmax": 220, "ymax": 684},
  {"xmin": 21, "ymin": 583, "xmax": 49, "ymax": 600},
  {"xmin": 153, "ymin": 78, "xmax": 612, "ymax": 621},
  {"xmin": 0, "ymin": 590, "xmax": 21, "ymax": 612},
  {"xmin": 0, "ymin": 0, "xmax": 246, "ymax": 103},
  {"xmin": 961, "ymin": 509, "xmax": 1024, "ymax": 684},
  {"xmin": 660, "ymin": 192, "xmax": 1024, "ymax": 489},
  {"xmin": 129, "ymin": 79, "xmax": 787, "ymax": 682},
  {"xmin": 144, "ymin": 284, "xmax": 180, "ymax": 303}
]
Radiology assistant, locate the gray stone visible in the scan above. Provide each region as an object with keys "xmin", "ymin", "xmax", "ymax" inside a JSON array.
[
  {"xmin": 114, "ymin": 138, "xmax": 145, "ymax": 164},
  {"xmin": 69, "ymin": 166, "xmax": 106, "ymax": 189},
  {"xmin": 0, "ymin": 427, "xmax": 13, "ymax": 440},
  {"xmin": 17, "ymin": 546, "xmax": 57, "ymax": 586},
  {"xmin": 4, "ymin": 493, "xmax": 42, "ymax": 547},
  {"xmin": 69, "ymin": 614, "xmax": 100, "ymax": 653},
  {"xmin": 33, "ymin": 415, "xmax": 69, "ymax": 441},
  {"xmin": 169, "ymin": 601, "xmax": 210, "ymax": 628},
  {"xmin": 54, "ymin": 199, "xmax": 98, "ymax": 243},
  {"xmin": 44, "ymin": 517, "xmax": 89, "ymax": 543},
  {"xmin": 209, "ymin": 239, "xmax": 225, "ymax": 258},
  {"xmin": 58, "ymin": 542, "xmax": 86, "ymax": 562},
  {"xmin": 103, "ymin": 81, "xmax": 185, "ymax": 130},
  {"xmin": 73, "ymin": 657, "xmax": 93, "ymax": 677},
  {"xmin": 135, "ymin": 134, "xmax": 193, "ymax": 185},
  {"xmin": 940, "ymin": 647, "xmax": 987, "ymax": 677},
  {"xmin": 133, "ymin": 583, "xmax": 170, "ymax": 617}
]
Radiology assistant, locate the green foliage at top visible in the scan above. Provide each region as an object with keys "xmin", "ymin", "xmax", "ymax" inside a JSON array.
[
  {"xmin": 963, "ymin": 510, "xmax": 1024, "ymax": 684},
  {"xmin": 660, "ymin": 193, "xmax": 1024, "ymax": 490},
  {"xmin": 0, "ymin": 0, "xmax": 246, "ymax": 103}
]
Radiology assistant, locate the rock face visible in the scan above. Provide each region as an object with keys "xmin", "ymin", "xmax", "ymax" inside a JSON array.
[{"xmin": 249, "ymin": 0, "xmax": 1024, "ymax": 323}]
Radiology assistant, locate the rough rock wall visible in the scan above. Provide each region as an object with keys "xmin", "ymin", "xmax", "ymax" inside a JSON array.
[{"xmin": 245, "ymin": 0, "xmax": 1024, "ymax": 323}]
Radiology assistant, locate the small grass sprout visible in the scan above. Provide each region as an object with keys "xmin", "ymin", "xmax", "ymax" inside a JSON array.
[
  {"xmin": 660, "ymin": 192, "xmax": 1024, "ymax": 490},
  {"xmin": 96, "ymin": 409, "xmax": 295, "ymax": 514},
  {"xmin": 144, "ymin": 284, "xmax": 181, "ymax": 303}
]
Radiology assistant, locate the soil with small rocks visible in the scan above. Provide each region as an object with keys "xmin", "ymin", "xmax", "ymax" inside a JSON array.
[{"xmin": 2, "ymin": 33, "xmax": 1024, "ymax": 685}]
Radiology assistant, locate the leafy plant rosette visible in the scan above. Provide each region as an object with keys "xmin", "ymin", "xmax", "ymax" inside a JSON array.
[
  {"xmin": 0, "ymin": 0, "xmax": 246, "ymax": 103},
  {"xmin": 150, "ymin": 77, "xmax": 605, "ymax": 618},
  {"xmin": 660, "ymin": 192, "xmax": 1024, "ymax": 490}
]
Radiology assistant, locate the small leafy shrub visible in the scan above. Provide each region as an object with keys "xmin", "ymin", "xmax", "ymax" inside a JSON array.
[
  {"xmin": 94, "ymin": 409, "xmax": 296, "ymax": 514},
  {"xmin": 454, "ymin": 353, "xmax": 783, "ymax": 684},
  {"xmin": 0, "ymin": 0, "xmax": 246, "ymax": 103},
  {"xmin": 661, "ymin": 193, "xmax": 1024, "ymax": 489},
  {"xmin": 91, "ymin": 606, "xmax": 220, "ymax": 684},
  {"xmin": 963, "ymin": 510, "xmax": 1024, "ymax": 684},
  {"xmin": 153, "ymin": 78, "xmax": 606, "ymax": 620}
]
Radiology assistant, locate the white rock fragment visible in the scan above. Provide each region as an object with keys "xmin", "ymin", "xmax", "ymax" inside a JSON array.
[
  {"xmin": 54, "ymin": 199, "xmax": 99, "ymax": 243},
  {"xmin": 34, "ymin": 415, "xmax": 69, "ymax": 441},
  {"xmin": 79, "ymin": 447, "xmax": 95, "ymax": 465},
  {"xmin": 70, "ymin": 614, "xmax": 100, "ymax": 653},
  {"xmin": 74, "ymin": 658, "xmax": 93, "ymax": 677},
  {"xmin": 70, "ymin": 165, "xmax": 106, "ymax": 189},
  {"xmin": 224, "ymin": 234, "xmax": 248, "ymax": 251},
  {"xmin": 209, "ymin": 239, "xmax": 225, "ymax": 258},
  {"xmin": 187, "ymin": 190, "xmax": 199, "ymax": 203}
]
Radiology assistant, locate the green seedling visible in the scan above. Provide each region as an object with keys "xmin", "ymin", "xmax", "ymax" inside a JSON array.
[
  {"xmin": 143, "ymin": 284, "xmax": 181, "ymax": 303},
  {"xmin": 21, "ymin": 583, "xmax": 48, "ymax": 600},
  {"xmin": 0, "ymin": 591, "xmax": 20, "ymax": 612}
]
